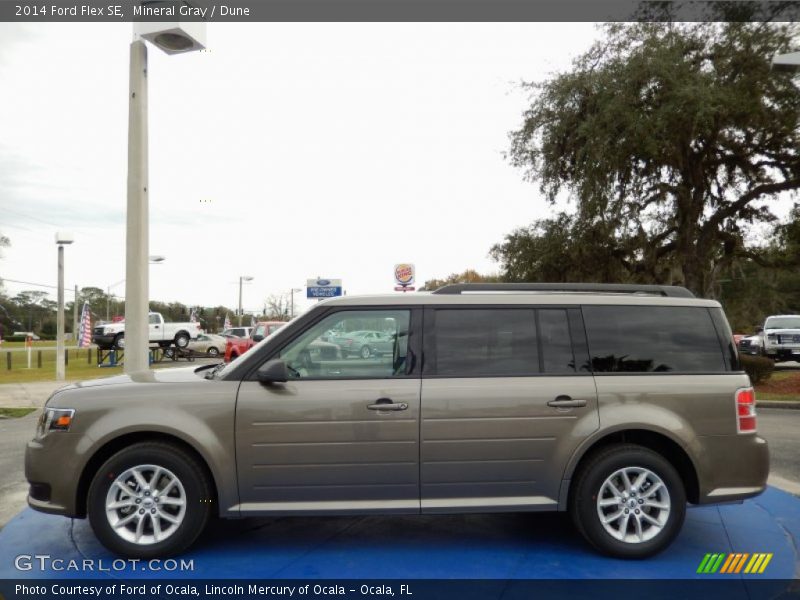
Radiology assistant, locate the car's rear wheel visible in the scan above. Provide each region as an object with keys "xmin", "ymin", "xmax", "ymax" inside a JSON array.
[
  {"xmin": 174, "ymin": 333, "xmax": 190, "ymax": 348},
  {"xmin": 569, "ymin": 444, "xmax": 685, "ymax": 558},
  {"xmin": 87, "ymin": 442, "xmax": 212, "ymax": 559}
]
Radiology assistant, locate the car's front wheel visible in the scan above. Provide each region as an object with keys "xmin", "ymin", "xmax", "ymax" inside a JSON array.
[
  {"xmin": 207, "ymin": 347, "xmax": 219, "ymax": 357},
  {"xmin": 569, "ymin": 444, "xmax": 685, "ymax": 559},
  {"xmin": 87, "ymin": 442, "xmax": 212, "ymax": 558}
]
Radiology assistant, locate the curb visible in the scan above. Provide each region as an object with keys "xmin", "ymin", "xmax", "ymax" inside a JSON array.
[{"xmin": 757, "ymin": 401, "xmax": 800, "ymax": 409}]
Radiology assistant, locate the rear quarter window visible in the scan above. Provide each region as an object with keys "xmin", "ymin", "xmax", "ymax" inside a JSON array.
[{"xmin": 582, "ymin": 305, "xmax": 726, "ymax": 373}]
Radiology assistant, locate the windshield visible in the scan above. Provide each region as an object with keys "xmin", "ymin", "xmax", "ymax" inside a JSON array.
[{"xmin": 765, "ymin": 317, "xmax": 800, "ymax": 330}]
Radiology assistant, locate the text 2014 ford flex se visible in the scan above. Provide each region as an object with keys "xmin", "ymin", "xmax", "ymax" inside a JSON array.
[{"xmin": 26, "ymin": 283, "xmax": 769, "ymax": 559}]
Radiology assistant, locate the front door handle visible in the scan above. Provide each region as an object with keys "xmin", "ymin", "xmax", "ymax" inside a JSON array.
[
  {"xmin": 547, "ymin": 395, "xmax": 587, "ymax": 408},
  {"xmin": 367, "ymin": 398, "xmax": 409, "ymax": 411}
]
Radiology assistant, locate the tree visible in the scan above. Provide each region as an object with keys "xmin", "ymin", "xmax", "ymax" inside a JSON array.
[
  {"xmin": 423, "ymin": 269, "xmax": 502, "ymax": 291},
  {"xmin": 507, "ymin": 17, "xmax": 800, "ymax": 298},
  {"xmin": 0, "ymin": 231, "xmax": 8, "ymax": 292},
  {"xmin": 264, "ymin": 294, "xmax": 291, "ymax": 321}
]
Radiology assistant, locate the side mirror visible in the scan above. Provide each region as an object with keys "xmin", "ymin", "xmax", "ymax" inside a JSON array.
[
  {"xmin": 257, "ymin": 359, "xmax": 289, "ymax": 384},
  {"xmin": 252, "ymin": 334, "xmax": 264, "ymax": 342},
  {"xmin": 755, "ymin": 326, "xmax": 764, "ymax": 334}
]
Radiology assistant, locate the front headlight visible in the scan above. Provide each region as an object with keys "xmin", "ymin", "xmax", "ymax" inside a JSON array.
[{"xmin": 37, "ymin": 408, "xmax": 75, "ymax": 437}]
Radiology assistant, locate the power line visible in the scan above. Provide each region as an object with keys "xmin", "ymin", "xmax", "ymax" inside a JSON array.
[{"xmin": 1, "ymin": 278, "xmax": 78, "ymax": 295}]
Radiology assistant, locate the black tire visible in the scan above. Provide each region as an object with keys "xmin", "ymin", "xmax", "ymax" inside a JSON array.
[
  {"xmin": 87, "ymin": 442, "xmax": 212, "ymax": 559},
  {"xmin": 569, "ymin": 443, "xmax": 686, "ymax": 559},
  {"xmin": 112, "ymin": 334, "xmax": 125, "ymax": 350},
  {"xmin": 207, "ymin": 347, "xmax": 219, "ymax": 357},
  {"xmin": 174, "ymin": 332, "xmax": 190, "ymax": 348},
  {"xmin": 360, "ymin": 345, "xmax": 372, "ymax": 359}
]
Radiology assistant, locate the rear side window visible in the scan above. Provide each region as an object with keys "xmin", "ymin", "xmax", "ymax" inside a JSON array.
[
  {"xmin": 428, "ymin": 308, "xmax": 578, "ymax": 377},
  {"xmin": 582, "ymin": 305, "xmax": 726, "ymax": 373}
]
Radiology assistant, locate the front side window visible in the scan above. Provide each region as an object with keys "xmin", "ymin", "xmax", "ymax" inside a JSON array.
[
  {"xmin": 278, "ymin": 310, "xmax": 411, "ymax": 379},
  {"xmin": 148, "ymin": 314, "xmax": 159, "ymax": 325},
  {"xmin": 583, "ymin": 305, "xmax": 726, "ymax": 373}
]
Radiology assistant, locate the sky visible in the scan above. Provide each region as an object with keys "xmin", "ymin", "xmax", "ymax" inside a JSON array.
[{"xmin": 0, "ymin": 22, "xmax": 601, "ymax": 315}]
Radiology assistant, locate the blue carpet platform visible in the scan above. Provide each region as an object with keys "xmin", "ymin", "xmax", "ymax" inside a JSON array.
[{"xmin": 1, "ymin": 487, "xmax": 798, "ymax": 598}]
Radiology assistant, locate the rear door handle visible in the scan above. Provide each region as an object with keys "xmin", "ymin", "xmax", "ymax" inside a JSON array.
[
  {"xmin": 367, "ymin": 398, "xmax": 409, "ymax": 411},
  {"xmin": 547, "ymin": 395, "xmax": 587, "ymax": 408}
]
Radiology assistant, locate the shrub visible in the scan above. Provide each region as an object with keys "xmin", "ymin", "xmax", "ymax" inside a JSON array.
[{"xmin": 740, "ymin": 354, "xmax": 774, "ymax": 385}]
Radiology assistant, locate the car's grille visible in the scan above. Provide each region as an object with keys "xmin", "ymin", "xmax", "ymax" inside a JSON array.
[
  {"xmin": 93, "ymin": 327, "xmax": 105, "ymax": 335},
  {"xmin": 739, "ymin": 340, "xmax": 752, "ymax": 348}
]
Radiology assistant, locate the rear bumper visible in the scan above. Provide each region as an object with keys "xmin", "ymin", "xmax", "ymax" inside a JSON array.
[{"xmin": 696, "ymin": 434, "xmax": 769, "ymax": 504}]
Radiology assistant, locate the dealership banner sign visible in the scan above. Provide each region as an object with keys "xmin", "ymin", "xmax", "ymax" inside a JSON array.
[{"xmin": 306, "ymin": 279, "xmax": 343, "ymax": 299}]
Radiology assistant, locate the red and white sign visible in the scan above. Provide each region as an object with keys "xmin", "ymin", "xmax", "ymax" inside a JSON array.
[{"xmin": 394, "ymin": 263, "xmax": 415, "ymax": 287}]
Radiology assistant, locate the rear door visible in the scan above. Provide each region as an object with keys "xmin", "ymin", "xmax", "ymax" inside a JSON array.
[
  {"xmin": 235, "ymin": 307, "xmax": 422, "ymax": 514},
  {"xmin": 420, "ymin": 306, "xmax": 598, "ymax": 512}
]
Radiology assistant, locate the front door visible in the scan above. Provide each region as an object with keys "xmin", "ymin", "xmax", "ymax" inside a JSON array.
[{"xmin": 235, "ymin": 308, "xmax": 421, "ymax": 514}]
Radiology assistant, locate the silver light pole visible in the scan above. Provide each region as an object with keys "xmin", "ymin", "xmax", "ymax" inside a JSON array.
[
  {"xmin": 238, "ymin": 276, "xmax": 253, "ymax": 326},
  {"xmin": 290, "ymin": 287, "xmax": 302, "ymax": 319},
  {"xmin": 124, "ymin": 16, "xmax": 205, "ymax": 374},
  {"xmin": 55, "ymin": 232, "xmax": 74, "ymax": 381}
]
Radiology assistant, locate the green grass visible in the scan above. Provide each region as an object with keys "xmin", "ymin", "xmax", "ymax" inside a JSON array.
[
  {"xmin": 0, "ymin": 340, "xmax": 57, "ymax": 348},
  {"xmin": 0, "ymin": 347, "xmax": 199, "ymax": 384},
  {"xmin": 755, "ymin": 391, "xmax": 800, "ymax": 402},
  {"xmin": 0, "ymin": 347, "xmax": 122, "ymax": 383},
  {"xmin": 0, "ymin": 407, "xmax": 37, "ymax": 418}
]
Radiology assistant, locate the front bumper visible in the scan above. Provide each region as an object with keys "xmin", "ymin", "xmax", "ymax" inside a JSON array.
[
  {"xmin": 765, "ymin": 346, "xmax": 800, "ymax": 360},
  {"xmin": 92, "ymin": 333, "xmax": 116, "ymax": 349},
  {"xmin": 696, "ymin": 434, "xmax": 769, "ymax": 504},
  {"xmin": 25, "ymin": 434, "xmax": 84, "ymax": 518}
]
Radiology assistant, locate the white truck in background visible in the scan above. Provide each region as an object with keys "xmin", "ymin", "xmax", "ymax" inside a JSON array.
[
  {"xmin": 92, "ymin": 312, "xmax": 201, "ymax": 350},
  {"xmin": 757, "ymin": 314, "xmax": 800, "ymax": 362}
]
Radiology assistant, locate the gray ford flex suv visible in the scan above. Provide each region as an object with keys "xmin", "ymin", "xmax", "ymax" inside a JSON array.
[{"xmin": 26, "ymin": 283, "xmax": 769, "ymax": 559}]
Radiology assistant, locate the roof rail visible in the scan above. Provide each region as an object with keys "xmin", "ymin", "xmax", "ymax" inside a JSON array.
[{"xmin": 431, "ymin": 283, "xmax": 695, "ymax": 298}]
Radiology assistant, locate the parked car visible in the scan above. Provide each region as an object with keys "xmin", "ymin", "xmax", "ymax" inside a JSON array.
[
  {"xmin": 220, "ymin": 327, "xmax": 253, "ymax": 339},
  {"xmin": 757, "ymin": 314, "xmax": 800, "ymax": 361},
  {"xmin": 224, "ymin": 321, "xmax": 286, "ymax": 362},
  {"xmin": 92, "ymin": 312, "xmax": 201, "ymax": 350},
  {"xmin": 337, "ymin": 330, "xmax": 395, "ymax": 358},
  {"xmin": 26, "ymin": 283, "xmax": 767, "ymax": 560},
  {"xmin": 737, "ymin": 335, "xmax": 763, "ymax": 356},
  {"xmin": 187, "ymin": 334, "xmax": 228, "ymax": 357}
]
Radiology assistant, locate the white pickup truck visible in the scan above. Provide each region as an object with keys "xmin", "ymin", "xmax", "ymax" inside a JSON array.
[
  {"xmin": 757, "ymin": 314, "xmax": 800, "ymax": 361},
  {"xmin": 92, "ymin": 312, "xmax": 201, "ymax": 350}
]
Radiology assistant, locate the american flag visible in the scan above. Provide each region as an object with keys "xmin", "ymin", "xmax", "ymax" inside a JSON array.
[
  {"xmin": 190, "ymin": 308, "xmax": 197, "ymax": 323},
  {"xmin": 77, "ymin": 301, "xmax": 92, "ymax": 348},
  {"xmin": 250, "ymin": 314, "xmax": 256, "ymax": 327},
  {"xmin": 224, "ymin": 313, "xmax": 231, "ymax": 330}
]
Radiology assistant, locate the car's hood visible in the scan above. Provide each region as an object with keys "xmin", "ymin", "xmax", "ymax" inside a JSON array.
[
  {"xmin": 55, "ymin": 366, "xmax": 211, "ymax": 392},
  {"xmin": 765, "ymin": 328, "xmax": 800, "ymax": 334}
]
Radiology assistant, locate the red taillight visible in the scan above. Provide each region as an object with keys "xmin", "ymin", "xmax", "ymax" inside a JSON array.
[{"xmin": 736, "ymin": 387, "xmax": 757, "ymax": 433}]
